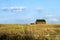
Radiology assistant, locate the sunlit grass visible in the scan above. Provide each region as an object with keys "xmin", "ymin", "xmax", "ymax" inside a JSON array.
[{"xmin": 0, "ymin": 24, "xmax": 60, "ymax": 40}]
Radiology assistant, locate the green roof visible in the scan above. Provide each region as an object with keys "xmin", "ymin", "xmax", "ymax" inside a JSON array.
[{"xmin": 36, "ymin": 19, "xmax": 46, "ymax": 22}]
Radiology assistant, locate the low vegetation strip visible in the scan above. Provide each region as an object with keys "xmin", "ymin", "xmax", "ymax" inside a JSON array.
[{"xmin": 0, "ymin": 24, "xmax": 60, "ymax": 40}]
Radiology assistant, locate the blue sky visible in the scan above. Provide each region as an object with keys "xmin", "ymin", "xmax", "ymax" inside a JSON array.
[{"xmin": 0, "ymin": 0, "xmax": 60, "ymax": 24}]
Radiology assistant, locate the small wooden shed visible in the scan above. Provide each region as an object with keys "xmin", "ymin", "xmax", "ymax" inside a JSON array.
[{"xmin": 36, "ymin": 19, "xmax": 46, "ymax": 24}]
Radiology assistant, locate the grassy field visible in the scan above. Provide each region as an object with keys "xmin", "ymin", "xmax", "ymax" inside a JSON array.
[{"xmin": 0, "ymin": 24, "xmax": 60, "ymax": 40}]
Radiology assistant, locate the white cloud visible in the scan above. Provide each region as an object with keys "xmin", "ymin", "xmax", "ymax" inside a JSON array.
[
  {"xmin": 43, "ymin": 14, "xmax": 59, "ymax": 24},
  {"xmin": 36, "ymin": 7, "xmax": 43, "ymax": 13},
  {"xmin": 49, "ymin": 18, "xmax": 59, "ymax": 22},
  {"xmin": 1, "ymin": 6, "xmax": 26, "ymax": 12},
  {"xmin": 45, "ymin": 15, "xmax": 53, "ymax": 17},
  {"xmin": 42, "ymin": 14, "xmax": 53, "ymax": 19},
  {"xmin": 45, "ymin": 14, "xmax": 58, "ymax": 22},
  {"xmin": 36, "ymin": 8, "xmax": 43, "ymax": 10}
]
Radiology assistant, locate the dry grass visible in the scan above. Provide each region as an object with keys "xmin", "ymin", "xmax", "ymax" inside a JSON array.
[{"xmin": 0, "ymin": 24, "xmax": 60, "ymax": 40}]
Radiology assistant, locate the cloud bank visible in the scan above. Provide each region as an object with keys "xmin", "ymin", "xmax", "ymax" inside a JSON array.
[{"xmin": 1, "ymin": 6, "xmax": 26, "ymax": 12}]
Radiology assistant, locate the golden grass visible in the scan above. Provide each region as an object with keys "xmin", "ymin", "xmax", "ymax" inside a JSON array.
[{"xmin": 0, "ymin": 24, "xmax": 60, "ymax": 40}]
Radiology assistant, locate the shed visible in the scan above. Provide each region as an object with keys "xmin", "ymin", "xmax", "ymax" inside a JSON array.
[{"xmin": 36, "ymin": 19, "xmax": 46, "ymax": 24}]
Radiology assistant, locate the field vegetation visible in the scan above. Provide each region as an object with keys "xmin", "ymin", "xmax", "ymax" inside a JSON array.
[{"xmin": 0, "ymin": 24, "xmax": 60, "ymax": 40}]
